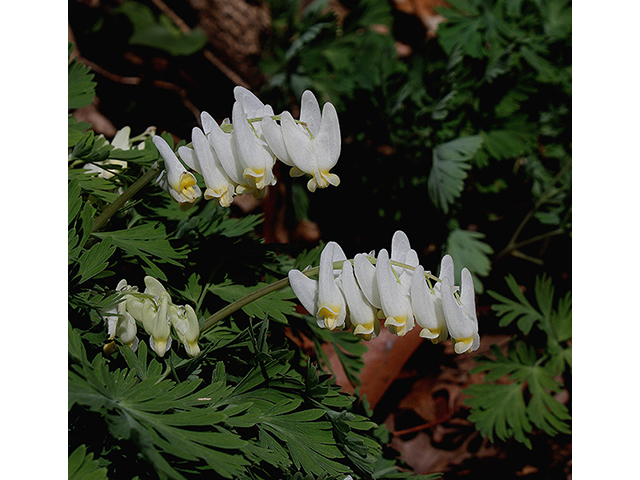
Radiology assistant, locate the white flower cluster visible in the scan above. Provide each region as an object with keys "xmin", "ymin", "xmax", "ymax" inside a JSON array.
[
  {"xmin": 153, "ymin": 86, "xmax": 341, "ymax": 209},
  {"xmin": 288, "ymin": 231, "xmax": 480, "ymax": 354},
  {"xmin": 104, "ymin": 276, "xmax": 200, "ymax": 357}
]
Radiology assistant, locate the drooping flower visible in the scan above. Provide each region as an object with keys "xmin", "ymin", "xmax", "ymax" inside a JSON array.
[
  {"xmin": 231, "ymin": 88, "xmax": 278, "ymax": 194},
  {"xmin": 153, "ymin": 135, "xmax": 201, "ymax": 209},
  {"xmin": 439, "ymin": 255, "xmax": 480, "ymax": 354},
  {"xmin": 104, "ymin": 279, "xmax": 139, "ymax": 350},
  {"xmin": 169, "ymin": 304, "xmax": 201, "ymax": 357},
  {"xmin": 178, "ymin": 127, "xmax": 235, "ymax": 207},
  {"xmin": 288, "ymin": 241, "xmax": 348, "ymax": 330},
  {"xmin": 341, "ymin": 260, "xmax": 380, "ymax": 340},
  {"xmin": 376, "ymin": 248, "xmax": 415, "ymax": 337},
  {"xmin": 410, "ymin": 265, "xmax": 448, "ymax": 343},
  {"xmin": 353, "ymin": 252, "xmax": 382, "ymax": 311},
  {"xmin": 126, "ymin": 276, "xmax": 173, "ymax": 357},
  {"xmin": 279, "ymin": 92, "xmax": 341, "ymax": 192},
  {"xmin": 262, "ymin": 89, "xmax": 322, "ymax": 169}
]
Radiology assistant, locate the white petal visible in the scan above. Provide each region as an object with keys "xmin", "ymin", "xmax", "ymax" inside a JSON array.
[
  {"xmin": 262, "ymin": 114, "xmax": 293, "ymax": 165},
  {"xmin": 315, "ymin": 102, "xmax": 341, "ymax": 172},
  {"xmin": 411, "ymin": 265, "xmax": 448, "ymax": 342},
  {"xmin": 153, "ymin": 136, "xmax": 186, "ymax": 189},
  {"xmin": 376, "ymin": 249, "xmax": 413, "ymax": 330},
  {"xmin": 439, "ymin": 254, "xmax": 455, "ymax": 283},
  {"xmin": 232, "ymin": 101, "xmax": 274, "ymax": 176},
  {"xmin": 341, "ymin": 261, "xmax": 377, "ymax": 328},
  {"xmin": 192, "ymin": 127, "xmax": 234, "ymax": 202},
  {"xmin": 111, "ymin": 126, "xmax": 131, "ymax": 150},
  {"xmin": 201, "ymin": 111, "xmax": 217, "ymax": 135},
  {"xmin": 178, "ymin": 145, "xmax": 200, "ymax": 172},
  {"xmin": 206, "ymin": 115, "xmax": 244, "ymax": 184},
  {"xmin": 288, "ymin": 269, "xmax": 318, "ymax": 317},
  {"xmin": 317, "ymin": 242, "xmax": 347, "ymax": 330},
  {"xmin": 234, "ymin": 86, "xmax": 266, "ymax": 118},
  {"xmin": 354, "ymin": 253, "xmax": 381, "ymax": 309},
  {"xmin": 144, "ymin": 276, "xmax": 168, "ymax": 299},
  {"xmin": 281, "ymin": 110, "xmax": 314, "ymax": 174},
  {"xmin": 391, "ymin": 230, "xmax": 411, "ymax": 268},
  {"xmin": 300, "ymin": 90, "xmax": 322, "ymax": 137}
]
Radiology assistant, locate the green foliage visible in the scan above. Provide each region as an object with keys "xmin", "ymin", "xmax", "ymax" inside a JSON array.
[
  {"xmin": 464, "ymin": 275, "xmax": 571, "ymax": 448},
  {"xmin": 115, "ymin": 1, "xmax": 208, "ymax": 56},
  {"xmin": 68, "ymin": 43, "xmax": 96, "ymax": 110},
  {"xmin": 444, "ymin": 228, "xmax": 493, "ymax": 294},
  {"xmin": 208, "ymin": 279, "xmax": 298, "ymax": 324},
  {"xmin": 428, "ymin": 136, "xmax": 483, "ymax": 213},
  {"xmin": 464, "ymin": 341, "xmax": 571, "ymax": 449},
  {"xmin": 68, "ymin": 444, "xmax": 108, "ymax": 480}
]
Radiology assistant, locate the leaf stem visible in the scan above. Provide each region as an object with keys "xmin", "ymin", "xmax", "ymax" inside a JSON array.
[{"xmin": 92, "ymin": 162, "xmax": 161, "ymax": 233}]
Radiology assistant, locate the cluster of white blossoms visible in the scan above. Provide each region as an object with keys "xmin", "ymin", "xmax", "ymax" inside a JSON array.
[
  {"xmin": 152, "ymin": 86, "xmax": 341, "ymax": 209},
  {"xmin": 288, "ymin": 231, "xmax": 480, "ymax": 354},
  {"xmin": 104, "ymin": 276, "xmax": 200, "ymax": 357}
]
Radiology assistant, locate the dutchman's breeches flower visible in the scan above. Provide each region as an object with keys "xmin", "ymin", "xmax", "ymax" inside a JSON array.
[
  {"xmin": 287, "ymin": 231, "xmax": 480, "ymax": 352},
  {"xmin": 376, "ymin": 248, "xmax": 415, "ymax": 337},
  {"xmin": 110, "ymin": 276, "xmax": 202, "ymax": 357},
  {"xmin": 341, "ymin": 260, "xmax": 380, "ymax": 340},
  {"xmin": 153, "ymin": 86, "xmax": 343, "ymax": 207},
  {"xmin": 179, "ymin": 127, "xmax": 235, "ymax": 207},
  {"xmin": 153, "ymin": 135, "xmax": 201, "ymax": 209},
  {"xmin": 169, "ymin": 304, "xmax": 201, "ymax": 357},
  {"xmin": 278, "ymin": 90, "xmax": 341, "ymax": 192},
  {"xmin": 411, "ymin": 265, "xmax": 448, "ymax": 343},
  {"xmin": 104, "ymin": 279, "xmax": 139, "ymax": 350},
  {"xmin": 440, "ymin": 255, "xmax": 480, "ymax": 354},
  {"xmin": 288, "ymin": 241, "xmax": 348, "ymax": 331},
  {"xmin": 232, "ymin": 92, "xmax": 277, "ymax": 194}
]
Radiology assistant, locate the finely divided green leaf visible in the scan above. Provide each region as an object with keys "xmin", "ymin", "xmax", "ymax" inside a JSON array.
[
  {"xmin": 76, "ymin": 236, "xmax": 116, "ymax": 284},
  {"xmin": 93, "ymin": 222, "xmax": 187, "ymax": 266},
  {"xmin": 209, "ymin": 279, "xmax": 297, "ymax": 324},
  {"xmin": 444, "ymin": 228, "xmax": 493, "ymax": 294},
  {"xmin": 68, "ymin": 48, "xmax": 96, "ymax": 110},
  {"xmin": 68, "ymin": 444, "xmax": 108, "ymax": 480},
  {"xmin": 428, "ymin": 136, "xmax": 482, "ymax": 213}
]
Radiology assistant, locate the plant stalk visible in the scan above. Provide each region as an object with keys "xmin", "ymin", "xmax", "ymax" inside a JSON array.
[{"xmin": 92, "ymin": 162, "xmax": 161, "ymax": 233}]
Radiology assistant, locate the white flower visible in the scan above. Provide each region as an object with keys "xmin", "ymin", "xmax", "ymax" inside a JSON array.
[
  {"xmin": 201, "ymin": 111, "xmax": 248, "ymax": 192},
  {"xmin": 341, "ymin": 259, "xmax": 379, "ymax": 340},
  {"xmin": 279, "ymin": 91, "xmax": 341, "ymax": 192},
  {"xmin": 178, "ymin": 127, "xmax": 235, "ymax": 207},
  {"xmin": 376, "ymin": 248, "xmax": 414, "ymax": 337},
  {"xmin": 440, "ymin": 255, "xmax": 480, "ymax": 354},
  {"xmin": 410, "ymin": 265, "xmax": 448, "ymax": 343},
  {"xmin": 126, "ymin": 276, "xmax": 173, "ymax": 357},
  {"xmin": 104, "ymin": 279, "xmax": 139, "ymax": 350},
  {"xmin": 262, "ymin": 90, "xmax": 322, "ymax": 168},
  {"xmin": 169, "ymin": 304, "xmax": 201, "ymax": 357},
  {"xmin": 353, "ymin": 252, "xmax": 382, "ymax": 311},
  {"xmin": 153, "ymin": 135, "xmax": 201, "ymax": 208},
  {"xmin": 232, "ymin": 88, "xmax": 277, "ymax": 193},
  {"xmin": 288, "ymin": 241, "xmax": 348, "ymax": 330}
]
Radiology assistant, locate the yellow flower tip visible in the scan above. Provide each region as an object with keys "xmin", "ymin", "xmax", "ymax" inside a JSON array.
[
  {"xmin": 419, "ymin": 328, "xmax": 441, "ymax": 341},
  {"xmin": 289, "ymin": 166, "xmax": 305, "ymax": 178},
  {"xmin": 204, "ymin": 187, "xmax": 233, "ymax": 207},
  {"xmin": 179, "ymin": 173, "xmax": 199, "ymax": 200},
  {"xmin": 453, "ymin": 337, "xmax": 473, "ymax": 354},
  {"xmin": 186, "ymin": 341, "xmax": 201, "ymax": 357}
]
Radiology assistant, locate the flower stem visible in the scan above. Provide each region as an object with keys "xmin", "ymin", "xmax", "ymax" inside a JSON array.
[
  {"xmin": 200, "ymin": 258, "xmax": 442, "ymax": 333},
  {"xmin": 92, "ymin": 162, "xmax": 161, "ymax": 233}
]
